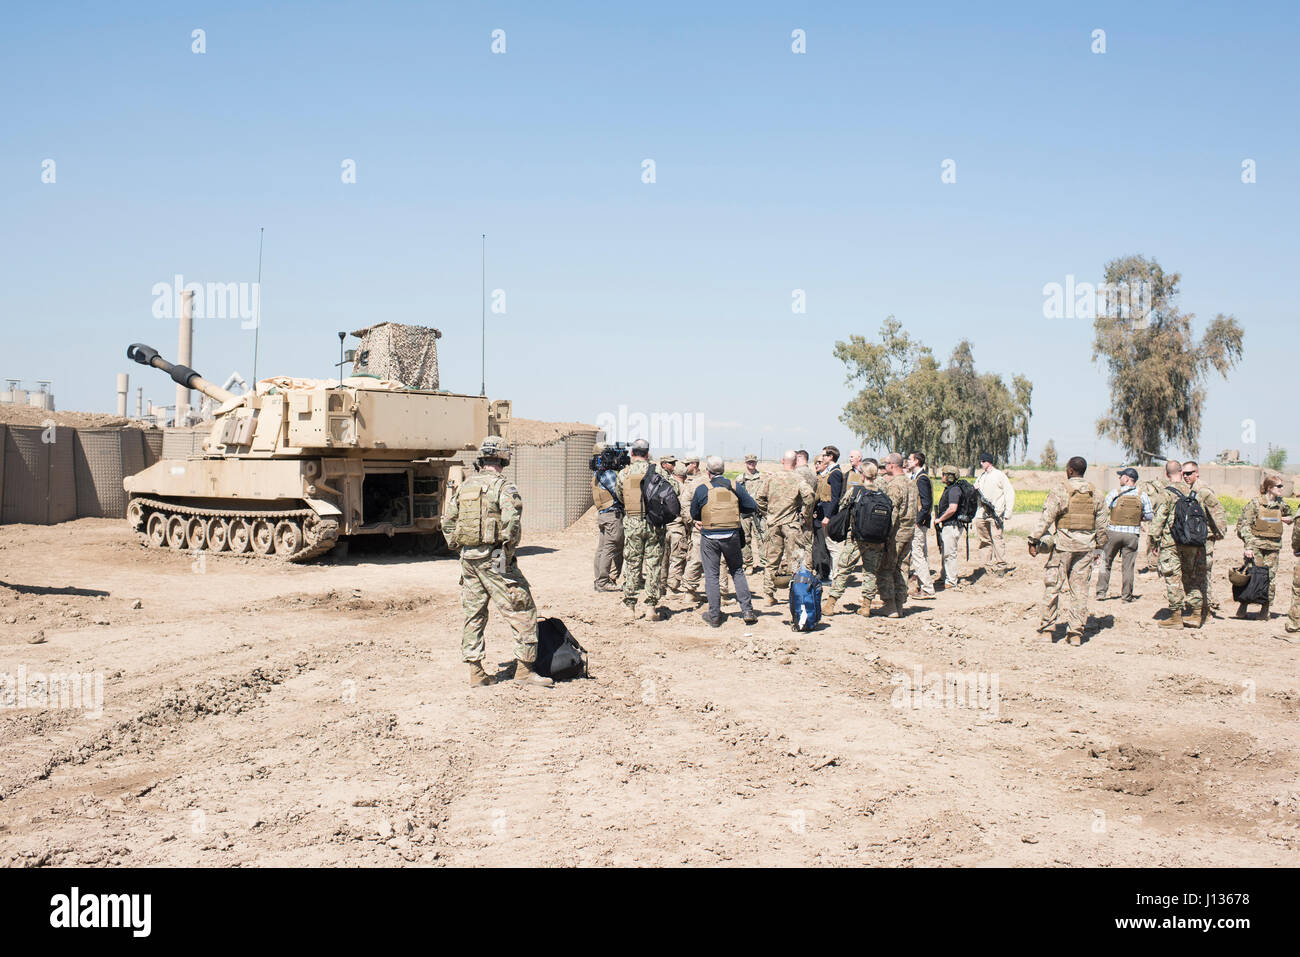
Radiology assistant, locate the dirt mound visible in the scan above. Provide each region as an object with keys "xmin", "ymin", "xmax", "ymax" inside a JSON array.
[
  {"xmin": 510, "ymin": 417, "xmax": 599, "ymax": 447},
  {"xmin": 0, "ymin": 405, "xmax": 157, "ymax": 430}
]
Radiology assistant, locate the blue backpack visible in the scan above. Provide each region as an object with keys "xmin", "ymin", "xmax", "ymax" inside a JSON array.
[{"xmin": 788, "ymin": 565, "xmax": 822, "ymax": 631}]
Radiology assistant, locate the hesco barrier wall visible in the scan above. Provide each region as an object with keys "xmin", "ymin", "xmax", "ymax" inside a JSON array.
[
  {"xmin": 1, "ymin": 424, "xmax": 77, "ymax": 525},
  {"xmin": 73, "ymin": 428, "xmax": 147, "ymax": 519},
  {"xmin": 500, "ymin": 429, "xmax": 600, "ymax": 532}
]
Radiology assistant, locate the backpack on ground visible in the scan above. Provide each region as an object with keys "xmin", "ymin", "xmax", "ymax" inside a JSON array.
[
  {"xmin": 788, "ymin": 565, "xmax": 822, "ymax": 632},
  {"xmin": 535, "ymin": 617, "xmax": 589, "ymax": 680},
  {"xmin": 641, "ymin": 465, "xmax": 681, "ymax": 528},
  {"xmin": 1165, "ymin": 486, "xmax": 1208, "ymax": 547},
  {"xmin": 851, "ymin": 487, "xmax": 894, "ymax": 544},
  {"xmin": 955, "ymin": 479, "xmax": 979, "ymax": 526},
  {"xmin": 1229, "ymin": 561, "xmax": 1270, "ymax": 605}
]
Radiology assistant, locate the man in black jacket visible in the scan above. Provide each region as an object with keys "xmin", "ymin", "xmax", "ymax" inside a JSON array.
[
  {"xmin": 907, "ymin": 451, "xmax": 936, "ymax": 599},
  {"xmin": 690, "ymin": 455, "xmax": 760, "ymax": 627}
]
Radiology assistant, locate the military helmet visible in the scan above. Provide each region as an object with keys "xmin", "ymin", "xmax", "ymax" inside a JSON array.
[
  {"xmin": 744, "ymin": 452, "xmax": 758, "ymax": 463},
  {"xmin": 660, "ymin": 453, "xmax": 678, "ymax": 466},
  {"xmin": 1228, "ymin": 564, "xmax": 1252, "ymax": 587},
  {"xmin": 478, "ymin": 435, "xmax": 511, "ymax": 464},
  {"xmin": 940, "ymin": 465, "xmax": 959, "ymax": 479}
]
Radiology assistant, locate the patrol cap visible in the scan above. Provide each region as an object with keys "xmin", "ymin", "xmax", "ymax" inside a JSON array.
[
  {"xmin": 660, "ymin": 453, "xmax": 678, "ymax": 466},
  {"xmin": 1117, "ymin": 467, "xmax": 1139, "ymax": 481},
  {"xmin": 744, "ymin": 453, "xmax": 757, "ymax": 463},
  {"xmin": 630, "ymin": 439, "xmax": 650, "ymax": 454},
  {"xmin": 685, "ymin": 455, "xmax": 700, "ymax": 465}
]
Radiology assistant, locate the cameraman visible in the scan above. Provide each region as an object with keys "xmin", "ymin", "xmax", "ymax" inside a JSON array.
[{"xmin": 592, "ymin": 442, "xmax": 626, "ymax": 592}]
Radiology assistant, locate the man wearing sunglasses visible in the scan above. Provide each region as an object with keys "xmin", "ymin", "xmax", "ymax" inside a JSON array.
[
  {"xmin": 1149, "ymin": 459, "xmax": 1209, "ymax": 628},
  {"xmin": 1180, "ymin": 461, "xmax": 1228, "ymax": 614}
]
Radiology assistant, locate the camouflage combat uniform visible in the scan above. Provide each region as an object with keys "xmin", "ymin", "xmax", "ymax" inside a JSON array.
[
  {"xmin": 660, "ymin": 469, "xmax": 686, "ymax": 590},
  {"xmin": 795, "ymin": 464, "xmax": 818, "ymax": 562},
  {"xmin": 756, "ymin": 468, "xmax": 815, "ymax": 599},
  {"xmin": 441, "ymin": 471, "xmax": 538, "ymax": 664},
  {"xmin": 1288, "ymin": 518, "xmax": 1300, "ymax": 634},
  {"xmin": 681, "ymin": 470, "xmax": 708, "ymax": 593},
  {"xmin": 829, "ymin": 478, "xmax": 886, "ymax": 607},
  {"xmin": 734, "ymin": 466, "xmax": 767, "ymax": 570},
  {"xmin": 618, "ymin": 459, "xmax": 665, "ymax": 608},
  {"xmin": 1149, "ymin": 480, "xmax": 1207, "ymax": 621},
  {"xmin": 882, "ymin": 471, "xmax": 919, "ymax": 612},
  {"xmin": 1236, "ymin": 494, "xmax": 1293, "ymax": 605},
  {"xmin": 1195, "ymin": 483, "xmax": 1228, "ymax": 610},
  {"xmin": 1032, "ymin": 477, "xmax": 1108, "ymax": 639}
]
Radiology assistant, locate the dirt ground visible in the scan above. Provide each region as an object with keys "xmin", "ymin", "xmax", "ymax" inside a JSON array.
[{"xmin": 1, "ymin": 512, "xmax": 1297, "ymax": 867}]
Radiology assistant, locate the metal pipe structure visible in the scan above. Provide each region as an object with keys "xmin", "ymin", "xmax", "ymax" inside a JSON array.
[
  {"xmin": 176, "ymin": 289, "xmax": 194, "ymax": 425},
  {"xmin": 116, "ymin": 373, "xmax": 129, "ymax": 416},
  {"xmin": 127, "ymin": 343, "xmax": 237, "ymax": 406}
]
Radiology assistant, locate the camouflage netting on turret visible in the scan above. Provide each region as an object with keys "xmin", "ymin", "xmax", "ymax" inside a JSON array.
[{"xmin": 350, "ymin": 322, "xmax": 441, "ymax": 390}]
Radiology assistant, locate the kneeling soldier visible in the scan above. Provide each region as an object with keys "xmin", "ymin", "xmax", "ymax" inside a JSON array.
[{"xmin": 442, "ymin": 436, "xmax": 552, "ymax": 688}]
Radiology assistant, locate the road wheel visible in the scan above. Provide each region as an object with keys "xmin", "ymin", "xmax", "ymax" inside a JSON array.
[
  {"xmin": 228, "ymin": 518, "xmax": 252, "ymax": 554},
  {"xmin": 186, "ymin": 517, "xmax": 208, "ymax": 550},
  {"xmin": 207, "ymin": 517, "xmax": 229, "ymax": 552},
  {"xmin": 147, "ymin": 512, "xmax": 167, "ymax": 547},
  {"xmin": 251, "ymin": 519, "xmax": 276, "ymax": 556},
  {"xmin": 166, "ymin": 515, "xmax": 188, "ymax": 549},
  {"xmin": 274, "ymin": 520, "xmax": 303, "ymax": 557},
  {"xmin": 127, "ymin": 499, "xmax": 147, "ymax": 531}
]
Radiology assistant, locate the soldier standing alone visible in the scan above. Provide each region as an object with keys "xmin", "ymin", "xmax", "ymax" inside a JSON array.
[
  {"xmin": 1030, "ymin": 456, "xmax": 1107, "ymax": 646},
  {"xmin": 442, "ymin": 436, "xmax": 552, "ymax": 687}
]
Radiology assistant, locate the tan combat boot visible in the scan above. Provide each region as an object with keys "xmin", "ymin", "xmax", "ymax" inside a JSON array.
[
  {"xmin": 1066, "ymin": 631, "xmax": 1083, "ymax": 646},
  {"xmin": 822, "ymin": 595, "xmax": 837, "ymax": 616},
  {"xmin": 857, "ymin": 603, "xmax": 873, "ymax": 618},
  {"xmin": 514, "ymin": 659, "xmax": 554, "ymax": 688},
  {"xmin": 1258, "ymin": 601, "xmax": 1271, "ymax": 621},
  {"xmin": 765, "ymin": 593, "xmax": 778, "ymax": 607},
  {"xmin": 647, "ymin": 606, "xmax": 667, "ymax": 622},
  {"xmin": 469, "ymin": 661, "xmax": 494, "ymax": 687},
  {"xmin": 1184, "ymin": 606, "xmax": 1207, "ymax": 629},
  {"xmin": 1159, "ymin": 610, "xmax": 1184, "ymax": 629}
]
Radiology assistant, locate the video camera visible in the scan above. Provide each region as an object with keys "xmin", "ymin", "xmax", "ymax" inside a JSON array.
[{"xmin": 590, "ymin": 442, "xmax": 631, "ymax": 472}]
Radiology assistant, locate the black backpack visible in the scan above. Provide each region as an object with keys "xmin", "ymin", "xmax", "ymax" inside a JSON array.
[
  {"xmin": 852, "ymin": 487, "xmax": 894, "ymax": 543},
  {"xmin": 535, "ymin": 618, "xmax": 589, "ymax": 680},
  {"xmin": 954, "ymin": 479, "xmax": 979, "ymax": 525},
  {"xmin": 827, "ymin": 494, "xmax": 854, "ymax": 542},
  {"xmin": 641, "ymin": 465, "xmax": 681, "ymax": 528},
  {"xmin": 1166, "ymin": 486, "xmax": 1208, "ymax": 546}
]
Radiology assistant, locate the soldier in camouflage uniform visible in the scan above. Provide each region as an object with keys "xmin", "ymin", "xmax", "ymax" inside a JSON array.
[
  {"xmin": 680, "ymin": 455, "xmax": 707, "ymax": 599},
  {"xmin": 442, "ymin": 436, "xmax": 552, "ymax": 687},
  {"xmin": 1029, "ymin": 455, "xmax": 1108, "ymax": 645},
  {"xmin": 734, "ymin": 453, "xmax": 767, "ymax": 572},
  {"xmin": 1287, "ymin": 505, "xmax": 1300, "ymax": 634},
  {"xmin": 657, "ymin": 455, "xmax": 684, "ymax": 590},
  {"xmin": 794, "ymin": 450, "xmax": 818, "ymax": 565},
  {"xmin": 1183, "ymin": 462, "xmax": 1228, "ymax": 613},
  {"xmin": 1148, "ymin": 460, "xmax": 1208, "ymax": 629},
  {"xmin": 823, "ymin": 461, "xmax": 889, "ymax": 617},
  {"xmin": 1235, "ymin": 473, "xmax": 1294, "ymax": 619},
  {"xmin": 880, "ymin": 452, "xmax": 918, "ymax": 617},
  {"xmin": 618, "ymin": 439, "xmax": 667, "ymax": 620},
  {"xmin": 756, "ymin": 450, "xmax": 815, "ymax": 604}
]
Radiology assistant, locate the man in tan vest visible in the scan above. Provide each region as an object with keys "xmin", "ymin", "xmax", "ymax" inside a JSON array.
[
  {"xmin": 689, "ymin": 456, "xmax": 760, "ymax": 626},
  {"xmin": 591, "ymin": 443, "xmax": 625, "ymax": 592},
  {"xmin": 1030, "ymin": 456, "xmax": 1108, "ymax": 645}
]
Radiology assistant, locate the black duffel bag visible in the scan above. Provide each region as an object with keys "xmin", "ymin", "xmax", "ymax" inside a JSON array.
[
  {"xmin": 535, "ymin": 618, "xmax": 589, "ymax": 680},
  {"xmin": 1230, "ymin": 561, "xmax": 1270, "ymax": 605}
]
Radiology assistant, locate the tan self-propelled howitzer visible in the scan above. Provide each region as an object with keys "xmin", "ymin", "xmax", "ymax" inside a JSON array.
[{"xmin": 123, "ymin": 343, "xmax": 509, "ymax": 561}]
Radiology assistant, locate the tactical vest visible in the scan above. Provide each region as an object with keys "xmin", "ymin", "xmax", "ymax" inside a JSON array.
[
  {"xmin": 1060, "ymin": 484, "xmax": 1096, "ymax": 531},
  {"xmin": 454, "ymin": 476, "xmax": 504, "ymax": 547},
  {"xmin": 622, "ymin": 469, "xmax": 644, "ymax": 516},
  {"xmin": 1110, "ymin": 489, "xmax": 1143, "ymax": 527},
  {"xmin": 845, "ymin": 469, "xmax": 864, "ymax": 488},
  {"xmin": 1253, "ymin": 503, "xmax": 1284, "ymax": 540},
  {"xmin": 816, "ymin": 468, "xmax": 840, "ymax": 503},
  {"xmin": 701, "ymin": 483, "xmax": 741, "ymax": 531},
  {"xmin": 592, "ymin": 475, "xmax": 615, "ymax": 512}
]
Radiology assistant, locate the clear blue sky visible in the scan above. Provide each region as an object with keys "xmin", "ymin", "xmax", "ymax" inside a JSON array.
[{"xmin": 3, "ymin": 1, "xmax": 1296, "ymax": 466}]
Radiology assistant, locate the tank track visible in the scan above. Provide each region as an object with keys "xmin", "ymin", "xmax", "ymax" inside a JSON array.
[{"xmin": 128, "ymin": 496, "xmax": 340, "ymax": 562}]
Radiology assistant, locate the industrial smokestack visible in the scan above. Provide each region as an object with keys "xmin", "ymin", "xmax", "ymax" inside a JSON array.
[
  {"xmin": 176, "ymin": 289, "xmax": 194, "ymax": 426},
  {"xmin": 116, "ymin": 372, "xmax": 129, "ymax": 417},
  {"xmin": 136, "ymin": 386, "xmax": 142, "ymax": 417}
]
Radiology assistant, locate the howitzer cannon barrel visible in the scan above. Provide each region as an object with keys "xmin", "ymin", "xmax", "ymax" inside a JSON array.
[{"xmin": 127, "ymin": 343, "xmax": 237, "ymax": 405}]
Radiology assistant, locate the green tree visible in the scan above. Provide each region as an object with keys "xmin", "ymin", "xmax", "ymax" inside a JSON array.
[
  {"xmin": 1265, "ymin": 444, "xmax": 1287, "ymax": 471},
  {"xmin": 834, "ymin": 317, "xmax": 1032, "ymax": 469},
  {"xmin": 1092, "ymin": 255, "xmax": 1244, "ymax": 465},
  {"xmin": 1040, "ymin": 439, "xmax": 1058, "ymax": 471}
]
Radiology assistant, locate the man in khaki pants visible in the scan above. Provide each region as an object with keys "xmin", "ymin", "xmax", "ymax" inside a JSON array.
[{"xmin": 974, "ymin": 452, "xmax": 1015, "ymax": 577}]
